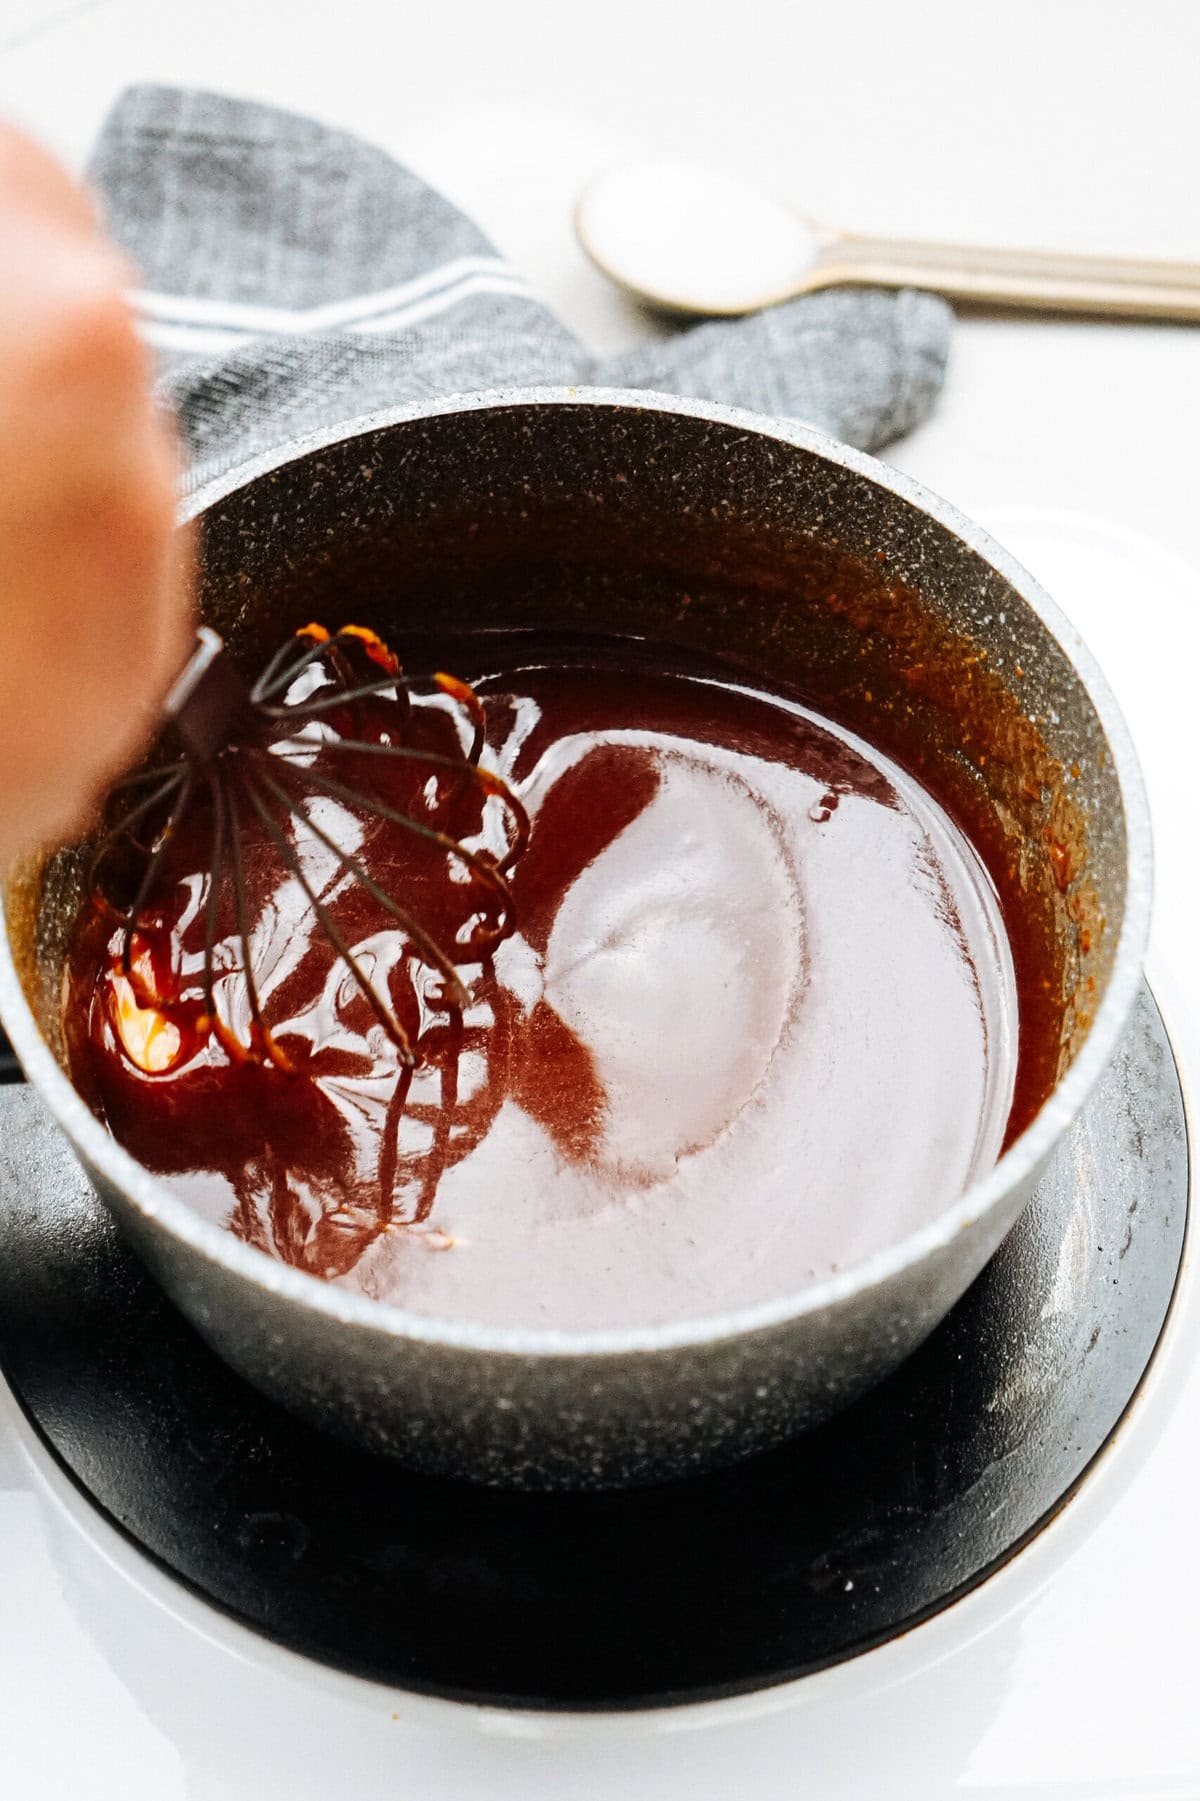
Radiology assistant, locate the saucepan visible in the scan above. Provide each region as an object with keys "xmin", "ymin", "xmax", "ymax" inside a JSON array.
[{"xmin": 0, "ymin": 389, "xmax": 1151, "ymax": 1489}]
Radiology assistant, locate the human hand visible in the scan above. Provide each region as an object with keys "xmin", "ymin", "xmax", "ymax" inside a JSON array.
[{"xmin": 0, "ymin": 122, "xmax": 191, "ymax": 863}]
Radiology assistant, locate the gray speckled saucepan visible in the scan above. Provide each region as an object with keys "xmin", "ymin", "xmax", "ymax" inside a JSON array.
[{"xmin": 0, "ymin": 389, "xmax": 1152, "ymax": 1490}]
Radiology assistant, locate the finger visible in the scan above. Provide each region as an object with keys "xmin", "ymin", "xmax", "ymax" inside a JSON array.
[{"xmin": 0, "ymin": 121, "xmax": 98, "ymax": 237}]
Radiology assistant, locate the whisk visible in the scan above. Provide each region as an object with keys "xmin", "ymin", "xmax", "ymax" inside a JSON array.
[{"xmin": 88, "ymin": 622, "xmax": 530, "ymax": 1074}]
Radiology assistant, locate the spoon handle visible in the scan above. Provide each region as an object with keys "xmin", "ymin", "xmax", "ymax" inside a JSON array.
[{"xmin": 817, "ymin": 234, "xmax": 1200, "ymax": 321}]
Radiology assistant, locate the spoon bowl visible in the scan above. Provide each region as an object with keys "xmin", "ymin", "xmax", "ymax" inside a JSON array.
[{"xmin": 577, "ymin": 161, "xmax": 825, "ymax": 315}]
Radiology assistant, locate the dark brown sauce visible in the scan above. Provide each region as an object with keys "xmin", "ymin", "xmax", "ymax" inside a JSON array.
[{"xmin": 66, "ymin": 649, "xmax": 1023, "ymax": 1328}]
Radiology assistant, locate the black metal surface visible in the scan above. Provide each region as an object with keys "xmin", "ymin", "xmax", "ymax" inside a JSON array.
[
  {"xmin": 0, "ymin": 983, "xmax": 1186, "ymax": 1710},
  {"xmin": 0, "ymin": 1024, "xmax": 22, "ymax": 1084}
]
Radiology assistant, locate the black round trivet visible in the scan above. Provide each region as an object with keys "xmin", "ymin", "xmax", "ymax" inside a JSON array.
[{"xmin": 0, "ymin": 983, "xmax": 1186, "ymax": 1710}]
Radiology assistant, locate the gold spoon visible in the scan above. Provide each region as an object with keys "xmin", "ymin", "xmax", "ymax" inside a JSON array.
[{"xmin": 577, "ymin": 161, "xmax": 1200, "ymax": 321}]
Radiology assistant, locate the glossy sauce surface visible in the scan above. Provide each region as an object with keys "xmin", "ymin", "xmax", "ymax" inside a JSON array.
[{"xmin": 67, "ymin": 653, "xmax": 1018, "ymax": 1329}]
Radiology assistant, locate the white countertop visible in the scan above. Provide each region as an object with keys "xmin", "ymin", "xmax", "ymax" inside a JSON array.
[{"xmin": 2, "ymin": 5, "xmax": 1200, "ymax": 1796}]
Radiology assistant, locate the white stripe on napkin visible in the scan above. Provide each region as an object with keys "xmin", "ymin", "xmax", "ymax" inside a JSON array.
[
  {"xmin": 138, "ymin": 270, "xmax": 537, "ymax": 355},
  {"xmin": 134, "ymin": 254, "xmax": 526, "ymax": 336},
  {"xmin": 346, "ymin": 271, "xmax": 534, "ymax": 334},
  {"xmin": 139, "ymin": 320, "xmax": 249, "ymax": 354}
]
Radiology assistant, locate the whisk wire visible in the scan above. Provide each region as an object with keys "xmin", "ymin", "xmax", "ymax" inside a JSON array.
[
  {"xmin": 117, "ymin": 770, "xmax": 195, "ymax": 979},
  {"xmin": 87, "ymin": 766, "xmax": 188, "ymax": 922},
  {"xmin": 253, "ymin": 630, "xmax": 345, "ymax": 705},
  {"xmin": 225, "ymin": 779, "xmax": 295, "ymax": 1074},
  {"xmin": 240, "ymin": 764, "xmax": 419, "ymax": 1066},
  {"xmin": 252, "ymin": 758, "xmax": 470, "ymax": 1009},
  {"xmin": 105, "ymin": 758, "xmax": 189, "ymax": 795},
  {"xmin": 274, "ymin": 757, "xmax": 516, "ymax": 948},
  {"xmin": 261, "ymin": 674, "xmax": 406, "ymax": 719},
  {"xmin": 251, "ymin": 633, "xmax": 314, "ymax": 703},
  {"xmin": 200, "ymin": 770, "xmax": 224, "ymax": 1005},
  {"xmin": 268, "ymin": 735, "xmax": 479, "ymax": 771},
  {"xmin": 267, "ymin": 731, "xmax": 532, "ymax": 856}
]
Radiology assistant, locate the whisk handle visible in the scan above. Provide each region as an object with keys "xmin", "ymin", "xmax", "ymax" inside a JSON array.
[{"xmin": 163, "ymin": 627, "xmax": 250, "ymax": 762}]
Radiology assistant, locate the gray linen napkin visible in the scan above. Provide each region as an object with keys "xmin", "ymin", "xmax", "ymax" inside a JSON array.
[{"xmin": 89, "ymin": 85, "xmax": 951, "ymax": 493}]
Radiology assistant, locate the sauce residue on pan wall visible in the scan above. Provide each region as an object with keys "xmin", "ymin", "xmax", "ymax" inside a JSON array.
[{"xmin": 66, "ymin": 647, "xmax": 1022, "ymax": 1330}]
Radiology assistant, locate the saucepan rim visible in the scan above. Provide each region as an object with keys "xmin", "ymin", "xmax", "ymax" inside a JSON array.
[{"xmin": 0, "ymin": 386, "xmax": 1154, "ymax": 1357}]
